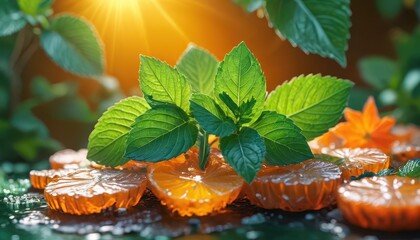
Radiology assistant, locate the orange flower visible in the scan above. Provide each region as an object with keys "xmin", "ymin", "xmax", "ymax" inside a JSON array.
[{"xmin": 334, "ymin": 97, "xmax": 397, "ymax": 153}]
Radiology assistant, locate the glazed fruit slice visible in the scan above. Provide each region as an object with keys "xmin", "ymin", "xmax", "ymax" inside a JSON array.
[
  {"xmin": 391, "ymin": 143, "xmax": 420, "ymax": 167},
  {"xmin": 30, "ymin": 169, "xmax": 75, "ymax": 190},
  {"xmin": 337, "ymin": 176, "xmax": 420, "ymax": 231},
  {"xmin": 49, "ymin": 149, "xmax": 90, "ymax": 170},
  {"xmin": 308, "ymin": 131, "xmax": 343, "ymax": 154},
  {"xmin": 244, "ymin": 160, "xmax": 341, "ymax": 211},
  {"xmin": 44, "ymin": 168, "xmax": 147, "ymax": 215},
  {"xmin": 321, "ymin": 148, "xmax": 389, "ymax": 181},
  {"xmin": 147, "ymin": 148, "xmax": 243, "ymax": 216}
]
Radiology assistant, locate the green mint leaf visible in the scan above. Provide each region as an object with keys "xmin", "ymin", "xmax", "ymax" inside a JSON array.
[
  {"xmin": 17, "ymin": 0, "xmax": 52, "ymax": 16},
  {"xmin": 215, "ymin": 42, "xmax": 266, "ymax": 124},
  {"xmin": 177, "ymin": 44, "xmax": 218, "ymax": 95},
  {"xmin": 219, "ymin": 92, "xmax": 240, "ymax": 116},
  {"xmin": 358, "ymin": 57, "xmax": 396, "ymax": 90},
  {"xmin": 87, "ymin": 96, "xmax": 150, "ymax": 167},
  {"xmin": 251, "ymin": 111, "xmax": 313, "ymax": 166},
  {"xmin": 198, "ymin": 129, "xmax": 210, "ymax": 170},
  {"xmin": 265, "ymin": 74, "xmax": 353, "ymax": 140},
  {"xmin": 140, "ymin": 56, "xmax": 192, "ymax": 113},
  {"xmin": 237, "ymin": 97, "xmax": 257, "ymax": 125},
  {"xmin": 40, "ymin": 15, "xmax": 104, "ymax": 77},
  {"xmin": 265, "ymin": 0, "xmax": 351, "ymax": 67},
  {"xmin": 190, "ymin": 93, "xmax": 236, "ymax": 137},
  {"xmin": 0, "ymin": 0, "xmax": 26, "ymax": 37},
  {"xmin": 350, "ymin": 169, "xmax": 395, "ymax": 181},
  {"xmin": 398, "ymin": 159, "xmax": 420, "ymax": 178},
  {"xmin": 125, "ymin": 105, "xmax": 198, "ymax": 162},
  {"xmin": 233, "ymin": 0, "xmax": 264, "ymax": 12},
  {"xmin": 220, "ymin": 127, "xmax": 265, "ymax": 183}
]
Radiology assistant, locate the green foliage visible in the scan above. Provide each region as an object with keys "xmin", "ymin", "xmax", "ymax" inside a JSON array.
[
  {"xmin": 251, "ymin": 111, "xmax": 313, "ymax": 166},
  {"xmin": 190, "ymin": 93, "xmax": 236, "ymax": 137},
  {"xmin": 220, "ymin": 127, "xmax": 266, "ymax": 183},
  {"xmin": 233, "ymin": 0, "xmax": 351, "ymax": 66},
  {"xmin": 87, "ymin": 97, "xmax": 150, "ymax": 167},
  {"xmin": 125, "ymin": 105, "xmax": 198, "ymax": 162},
  {"xmin": 40, "ymin": 15, "xmax": 104, "ymax": 76},
  {"xmin": 177, "ymin": 45, "xmax": 219, "ymax": 95},
  {"xmin": 350, "ymin": 169, "xmax": 396, "ymax": 181},
  {"xmin": 398, "ymin": 159, "xmax": 420, "ymax": 178},
  {"xmin": 265, "ymin": 74, "xmax": 353, "ymax": 140},
  {"xmin": 0, "ymin": 0, "xmax": 26, "ymax": 36},
  {"xmin": 375, "ymin": 0, "xmax": 403, "ymax": 20},
  {"xmin": 89, "ymin": 43, "xmax": 352, "ymax": 182},
  {"xmin": 215, "ymin": 42, "xmax": 266, "ymax": 124},
  {"xmin": 17, "ymin": 0, "xmax": 52, "ymax": 16},
  {"xmin": 355, "ymin": 26, "xmax": 420, "ymax": 123},
  {"xmin": 140, "ymin": 56, "xmax": 192, "ymax": 112}
]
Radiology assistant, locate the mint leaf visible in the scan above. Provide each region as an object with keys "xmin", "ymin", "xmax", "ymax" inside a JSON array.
[
  {"xmin": 0, "ymin": 0, "xmax": 26, "ymax": 37},
  {"xmin": 87, "ymin": 97, "xmax": 150, "ymax": 167},
  {"xmin": 351, "ymin": 169, "xmax": 395, "ymax": 181},
  {"xmin": 190, "ymin": 93, "xmax": 236, "ymax": 137},
  {"xmin": 177, "ymin": 45, "xmax": 218, "ymax": 95},
  {"xmin": 233, "ymin": 0, "xmax": 264, "ymax": 12},
  {"xmin": 125, "ymin": 105, "xmax": 198, "ymax": 162},
  {"xmin": 251, "ymin": 111, "xmax": 313, "ymax": 166},
  {"xmin": 17, "ymin": 0, "xmax": 52, "ymax": 16},
  {"xmin": 40, "ymin": 15, "xmax": 104, "ymax": 76},
  {"xmin": 265, "ymin": 74, "xmax": 353, "ymax": 140},
  {"xmin": 215, "ymin": 42, "xmax": 266, "ymax": 124},
  {"xmin": 140, "ymin": 56, "xmax": 192, "ymax": 113},
  {"xmin": 265, "ymin": 0, "xmax": 351, "ymax": 67},
  {"xmin": 220, "ymin": 127, "xmax": 265, "ymax": 183},
  {"xmin": 358, "ymin": 57, "xmax": 396, "ymax": 90},
  {"xmin": 198, "ymin": 129, "xmax": 210, "ymax": 170},
  {"xmin": 218, "ymin": 92, "xmax": 240, "ymax": 116},
  {"xmin": 398, "ymin": 159, "xmax": 420, "ymax": 178},
  {"xmin": 218, "ymin": 92, "xmax": 256, "ymax": 125}
]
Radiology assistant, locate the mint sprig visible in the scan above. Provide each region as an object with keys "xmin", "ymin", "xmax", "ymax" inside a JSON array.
[{"xmin": 87, "ymin": 43, "xmax": 353, "ymax": 183}]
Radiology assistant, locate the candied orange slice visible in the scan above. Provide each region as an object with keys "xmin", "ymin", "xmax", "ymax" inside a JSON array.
[
  {"xmin": 391, "ymin": 143, "xmax": 420, "ymax": 167},
  {"xmin": 44, "ymin": 168, "xmax": 147, "ymax": 215},
  {"xmin": 337, "ymin": 176, "xmax": 420, "ymax": 231},
  {"xmin": 243, "ymin": 160, "xmax": 341, "ymax": 211},
  {"xmin": 49, "ymin": 149, "xmax": 90, "ymax": 170},
  {"xmin": 147, "ymin": 148, "xmax": 243, "ymax": 216},
  {"xmin": 308, "ymin": 131, "xmax": 343, "ymax": 154},
  {"xmin": 321, "ymin": 148, "xmax": 389, "ymax": 181},
  {"xmin": 29, "ymin": 169, "xmax": 75, "ymax": 190}
]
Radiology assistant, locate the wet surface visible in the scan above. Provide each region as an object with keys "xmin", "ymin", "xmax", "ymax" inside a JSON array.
[{"xmin": 1, "ymin": 182, "xmax": 419, "ymax": 239}]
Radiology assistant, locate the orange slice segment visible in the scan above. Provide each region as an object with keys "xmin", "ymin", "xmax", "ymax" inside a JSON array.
[
  {"xmin": 49, "ymin": 149, "xmax": 90, "ymax": 170},
  {"xmin": 337, "ymin": 176, "xmax": 420, "ymax": 231},
  {"xmin": 321, "ymin": 148, "xmax": 389, "ymax": 181},
  {"xmin": 391, "ymin": 143, "xmax": 420, "ymax": 167},
  {"xmin": 244, "ymin": 160, "xmax": 341, "ymax": 211},
  {"xmin": 147, "ymin": 148, "xmax": 243, "ymax": 216},
  {"xmin": 29, "ymin": 169, "xmax": 75, "ymax": 190},
  {"xmin": 44, "ymin": 168, "xmax": 147, "ymax": 215}
]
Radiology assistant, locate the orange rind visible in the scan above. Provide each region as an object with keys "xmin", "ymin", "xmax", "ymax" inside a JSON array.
[
  {"xmin": 321, "ymin": 148, "xmax": 389, "ymax": 181},
  {"xmin": 147, "ymin": 148, "xmax": 243, "ymax": 216},
  {"xmin": 49, "ymin": 149, "xmax": 90, "ymax": 170},
  {"xmin": 44, "ymin": 168, "xmax": 147, "ymax": 215},
  {"xmin": 244, "ymin": 160, "xmax": 341, "ymax": 211},
  {"xmin": 337, "ymin": 176, "xmax": 420, "ymax": 231},
  {"xmin": 30, "ymin": 169, "xmax": 75, "ymax": 190}
]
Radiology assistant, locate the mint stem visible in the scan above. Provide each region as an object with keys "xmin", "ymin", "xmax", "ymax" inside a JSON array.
[{"xmin": 198, "ymin": 128, "xmax": 210, "ymax": 171}]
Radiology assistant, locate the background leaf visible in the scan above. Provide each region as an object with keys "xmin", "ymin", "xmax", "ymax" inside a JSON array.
[
  {"xmin": 358, "ymin": 56, "xmax": 396, "ymax": 90},
  {"xmin": 198, "ymin": 129, "xmax": 210, "ymax": 170},
  {"xmin": 265, "ymin": 0, "xmax": 351, "ymax": 66},
  {"xmin": 251, "ymin": 111, "xmax": 313, "ymax": 166},
  {"xmin": 375, "ymin": 0, "xmax": 403, "ymax": 20},
  {"xmin": 177, "ymin": 45, "xmax": 219, "ymax": 95},
  {"xmin": 17, "ymin": 0, "xmax": 52, "ymax": 16},
  {"xmin": 215, "ymin": 42, "xmax": 266, "ymax": 124},
  {"xmin": 190, "ymin": 93, "xmax": 236, "ymax": 137},
  {"xmin": 40, "ymin": 15, "xmax": 104, "ymax": 76},
  {"xmin": 87, "ymin": 96, "xmax": 150, "ymax": 167},
  {"xmin": 233, "ymin": 0, "xmax": 264, "ymax": 12},
  {"xmin": 140, "ymin": 56, "xmax": 192, "ymax": 112},
  {"xmin": 220, "ymin": 127, "xmax": 265, "ymax": 183},
  {"xmin": 0, "ymin": 0, "xmax": 26, "ymax": 36},
  {"xmin": 398, "ymin": 159, "xmax": 420, "ymax": 178},
  {"xmin": 265, "ymin": 74, "xmax": 353, "ymax": 140},
  {"xmin": 125, "ymin": 105, "xmax": 198, "ymax": 162}
]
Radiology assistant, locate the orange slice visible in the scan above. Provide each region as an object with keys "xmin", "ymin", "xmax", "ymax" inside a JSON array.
[
  {"xmin": 308, "ymin": 131, "xmax": 343, "ymax": 154},
  {"xmin": 147, "ymin": 148, "xmax": 243, "ymax": 216},
  {"xmin": 44, "ymin": 168, "xmax": 147, "ymax": 215},
  {"xmin": 29, "ymin": 169, "xmax": 75, "ymax": 190},
  {"xmin": 391, "ymin": 143, "xmax": 420, "ymax": 167},
  {"xmin": 49, "ymin": 149, "xmax": 90, "ymax": 170},
  {"xmin": 321, "ymin": 148, "xmax": 389, "ymax": 181},
  {"xmin": 244, "ymin": 160, "xmax": 341, "ymax": 211},
  {"xmin": 337, "ymin": 176, "xmax": 420, "ymax": 231}
]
